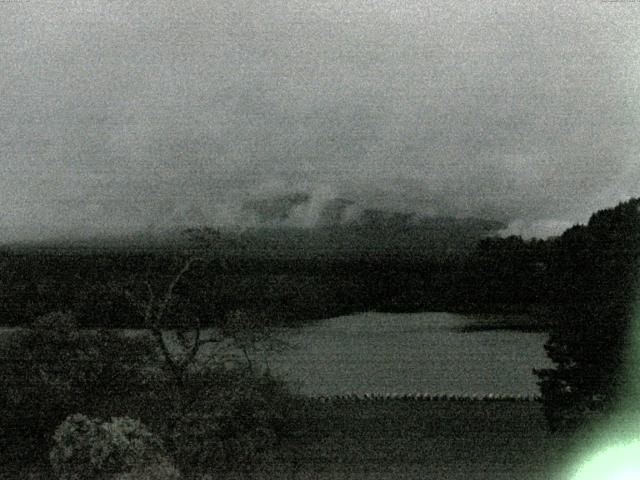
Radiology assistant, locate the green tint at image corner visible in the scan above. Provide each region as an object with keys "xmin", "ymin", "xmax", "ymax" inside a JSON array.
[
  {"xmin": 569, "ymin": 296, "xmax": 640, "ymax": 480},
  {"xmin": 570, "ymin": 440, "xmax": 640, "ymax": 480}
]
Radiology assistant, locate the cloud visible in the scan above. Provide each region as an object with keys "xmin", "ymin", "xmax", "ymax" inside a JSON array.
[
  {"xmin": 0, "ymin": 1, "xmax": 639, "ymax": 240},
  {"xmin": 498, "ymin": 219, "xmax": 575, "ymax": 240}
]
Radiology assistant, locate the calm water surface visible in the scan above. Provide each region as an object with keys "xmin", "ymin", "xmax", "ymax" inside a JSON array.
[
  {"xmin": 2, "ymin": 312, "xmax": 551, "ymax": 397},
  {"xmin": 268, "ymin": 312, "xmax": 552, "ymax": 396}
]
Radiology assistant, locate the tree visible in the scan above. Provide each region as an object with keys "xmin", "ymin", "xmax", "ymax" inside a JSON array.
[
  {"xmin": 222, "ymin": 309, "xmax": 291, "ymax": 373},
  {"xmin": 534, "ymin": 198, "xmax": 640, "ymax": 432},
  {"xmin": 117, "ymin": 227, "xmax": 288, "ymax": 382},
  {"xmin": 113, "ymin": 233, "xmax": 297, "ymax": 472},
  {"xmin": 0, "ymin": 229, "xmax": 298, "ymax": 473},
  {"xmin": 0, "ymin": 311, "xmax": 158, "ymax": 464},
  {"xmin": 116, "ymin": 255, "xmax": 224, "ymax": 385}
]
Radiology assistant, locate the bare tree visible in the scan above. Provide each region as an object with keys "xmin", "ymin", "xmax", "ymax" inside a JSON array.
[
  {"xmin": 223, "ymin": 309, "xmax": 292, "ymax": 373},
  {"xmin": 116, "ymin": 255, "xmax": 226, "ymax": 385},
  {"xmin": 117, "ymin": 227, "xmax": 289, "ymax": 382}
]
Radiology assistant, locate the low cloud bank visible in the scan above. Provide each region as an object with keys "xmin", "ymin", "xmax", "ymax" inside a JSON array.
[{"xmin": 498, "ymin": 219, "xmax": 575, "ymax": 240}]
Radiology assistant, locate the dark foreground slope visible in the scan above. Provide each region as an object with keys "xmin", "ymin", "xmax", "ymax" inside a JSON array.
[
  {"xmin": 7, "ymin": 400, "xmax": 573, "ymax": 480},
  {"xmin": 220, "ymin": 399, "xmax": 568, "ymax": 480}
]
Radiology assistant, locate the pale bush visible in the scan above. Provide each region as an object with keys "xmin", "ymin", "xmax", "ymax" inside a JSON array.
[
  {"xmin": 111, "ymin": 458, "xmax": 181, "ymax": 480},
  {"xmin": 49, "ymin": 414, "xmax": 102, "ymax": 480},
  {"xmin": 50, "ymin": 414, "xmax": 178, "ymax": 480}
]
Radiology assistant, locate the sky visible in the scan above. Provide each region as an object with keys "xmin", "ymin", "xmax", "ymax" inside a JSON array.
[{"xmin": 1, "ymin": 0, "xmax": 639, "ymax": 240}]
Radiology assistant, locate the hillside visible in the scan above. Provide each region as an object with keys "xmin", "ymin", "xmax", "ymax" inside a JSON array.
[{"xmin": 6, "ymin": 210, "xmax": 504, "ymax": 260}]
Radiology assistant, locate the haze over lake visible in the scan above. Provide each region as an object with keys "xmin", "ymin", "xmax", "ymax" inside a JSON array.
[{"xmin": 269, "ymin": 312, "xmax": 552, "ymax": 396}]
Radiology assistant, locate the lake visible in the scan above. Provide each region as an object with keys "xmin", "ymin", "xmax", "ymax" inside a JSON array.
[
  {"xmin": 267, "ymin": 312, "xmax": 552, "ymax": 396},
  {"xmin": 1, "ymin": 311, "xmax": 552, "ymax": 397}
]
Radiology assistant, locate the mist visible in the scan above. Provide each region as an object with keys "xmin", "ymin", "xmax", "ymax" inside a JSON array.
[{"xmin": 1, "ymin": 1, "xmax": 639, "ymax": 241}]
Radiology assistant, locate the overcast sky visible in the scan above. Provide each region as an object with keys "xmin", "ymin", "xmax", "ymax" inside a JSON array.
[{"xmin": 1, "ymin": 0, "xmax": 639, "ymax": 240}]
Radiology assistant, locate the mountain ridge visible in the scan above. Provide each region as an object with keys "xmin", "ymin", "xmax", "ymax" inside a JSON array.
[{"xmin": 5, "ymin": 210, "xmax": 505, "ymax": 259}]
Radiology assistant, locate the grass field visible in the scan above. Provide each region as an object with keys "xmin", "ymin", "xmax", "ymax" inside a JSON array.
[
  {"xmin": 6, "ymin": 399, "xmax": 576, "ymax": 480},
  {"xmin": 214, "ymin": 399, "xmax": 572, "ymax": 480}
]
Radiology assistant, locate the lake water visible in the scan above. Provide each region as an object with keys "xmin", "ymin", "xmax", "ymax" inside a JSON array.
[
  {"xmin": 1, "ymin": 311, "xmax": 552, "ymax": 397},
  {"xmin": 267, "ymin": 312, "xmax": 552, "ymax": 396}
]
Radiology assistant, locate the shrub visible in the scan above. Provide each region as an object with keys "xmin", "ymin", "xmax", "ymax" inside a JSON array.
[
  {"xmin": 0, "ymin": 312, "xmax": 159, "ymax": 462},
  {"xmin": 111, "ymin": 459, "xmax": 181, "ymax": 480},
  {"xmin": 162, "ymin": 368, "xmax": 300, "ymax": 473},
  {"xmin": 50, "ymin": 414, "xmax": 177, "ymax": 480},
  {"xmin": 49, "ymin": 414, "xmax": 102, "ymax": 479},
  {"xmin": 1, "ymin": 309, "xmax": 301, "ymax": 474},
  {"xmin": 534, "ymin": 304, "xmax": 628, "ymax": 432}
]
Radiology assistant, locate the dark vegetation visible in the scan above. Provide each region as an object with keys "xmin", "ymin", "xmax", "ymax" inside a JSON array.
[
  {"xmin": 0, "ymin": 202, "xmax": 625, "ymax": 331},
  {"xmin": 0, "ymin": 310, "xmax": 304, "ymax": 478},
  {"xmin": 5, "ymin": 399, "xmax": 568, "ymax": 480},
  {"xmin": 534, "ymin": 198, "xmax": 640, "ymax": 433},
  {"xmin": 0, "ymin": 214, "xmax": 505, "ymax": 328},
  {"xmin": 0, "ymin": 231, "xmax": 306, "ymax": 478},
  {"xmin": 0, "ymin": 212, "xmax": 580, "ymax": 329},
  {"xmin": 0, "ymin": 198, "xmax": 638, "ymax": 476}
]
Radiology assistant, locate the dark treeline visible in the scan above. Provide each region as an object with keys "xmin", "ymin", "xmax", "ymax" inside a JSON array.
[
  {"xmin": 534, "ymin": 197, "xmax": 640, "ymax": 431},
  {"xmin": 0, "ymin": 250, "xmax": 463, "ymax": 327},
  {"xmin": 0, "ymin": 198, "xmax": 638, "ymax": 332}
]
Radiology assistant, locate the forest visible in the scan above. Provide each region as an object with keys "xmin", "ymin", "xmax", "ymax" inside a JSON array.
[
  {"xmin": 0, "ymin": 197, "xmax": 638, "ymax": 478},
  {"xmin": 0, "ymin": 198, "xmax": 637, "ymax": 330}
]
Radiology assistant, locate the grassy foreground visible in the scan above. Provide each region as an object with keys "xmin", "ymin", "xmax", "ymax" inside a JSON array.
[
  {"xmin": 7, "ymin": 399, "xmax": 573, "ymax": 480},
  {"xmin": 218, "ymin": 399, "xmax": 571, "ymax": 480}
]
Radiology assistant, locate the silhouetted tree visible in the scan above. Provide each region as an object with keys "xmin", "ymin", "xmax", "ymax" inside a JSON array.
[{"xmin": 535, "ymin": 198, "xmax": 640, "ymax": 432}]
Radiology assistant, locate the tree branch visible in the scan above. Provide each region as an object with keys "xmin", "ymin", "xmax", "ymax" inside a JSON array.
[
  {"xmin": 149, "ymin": 326, "xmax": 183, "ymax": 383},
  {"xmin": 143, "ymin": 280, "xmax": 155, "ymax": 325},
  {"xmin": 156, "ymin": 256, "xmax": 203, "ymax": 325}
]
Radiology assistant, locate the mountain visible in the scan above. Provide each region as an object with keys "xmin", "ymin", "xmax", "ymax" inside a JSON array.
[{"xmin": 6, "ymin": 193, "xmax": 505, "ymax": 259}]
